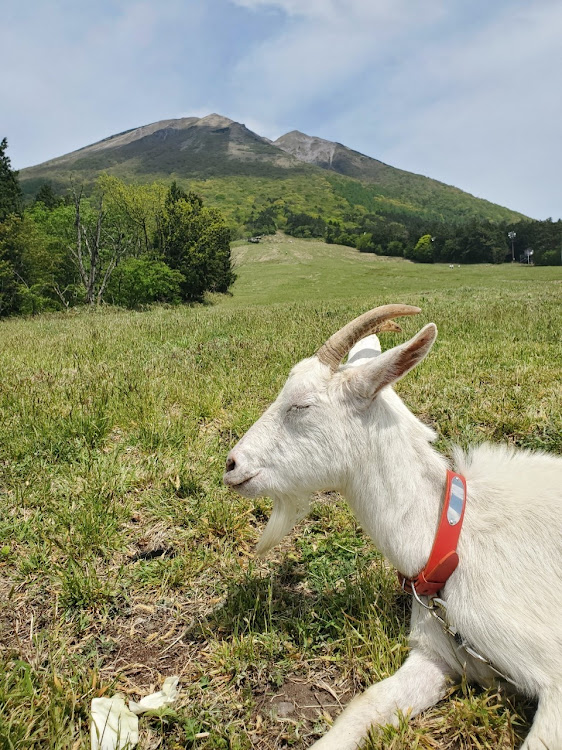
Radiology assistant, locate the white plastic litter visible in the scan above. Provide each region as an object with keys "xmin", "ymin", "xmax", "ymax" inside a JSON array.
[
  {"xmin": 91, "ymin": 677, "xmax": 180, "ymax": 750},
  {"xmin": 91, "ymin": 695, "xmax": 138, "ymax": 750},
  {"xmin": 129, "ymin": 676, "xmax": 180, "ymax": 715}
]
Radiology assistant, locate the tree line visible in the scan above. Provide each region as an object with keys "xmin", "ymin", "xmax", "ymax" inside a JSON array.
[
  {"xmin": 247, "ymin": 200, "xmax": 562, "ymax": 266},
  {"xmin": 0, "ymin": 139, "xmax": 235, "ymax": 317}
]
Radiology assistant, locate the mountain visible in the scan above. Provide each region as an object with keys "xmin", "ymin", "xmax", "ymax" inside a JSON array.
[
  {"xmin": 273, "ymin": 130, "xmax": 503, "ymax": 215},
  {"xmin": 20, "ymin": 114, "xmax": 304, "ymax": 190},
  {"xmin": 19, "ymin": 114, "xmax": 524, "ymax": 225},
  {"xmin": 276, "ymin": 129, "xmax": 420, "ymax": 183}
]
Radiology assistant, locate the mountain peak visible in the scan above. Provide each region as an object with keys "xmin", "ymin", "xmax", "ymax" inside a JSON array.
[
  {"xmin": 196, "ymin": 113, "xmax": 236, "ymax": 129},
  {"xmin": 274, "ymin": 130, "xmax": 339, "ymax": 167},
  {"xmin": 274, "ymin": 128, "xmax": 394, "ymax": 181}
]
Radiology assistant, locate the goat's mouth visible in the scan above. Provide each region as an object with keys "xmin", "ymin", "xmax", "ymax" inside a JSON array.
[{"xmin": 224, "ymin": 471, "xmax": 261, "ymax": 493}]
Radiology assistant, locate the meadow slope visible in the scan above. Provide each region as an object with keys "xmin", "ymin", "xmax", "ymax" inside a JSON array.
[{"xmin": 0, "ymin": 235, "xmax": 560, "ymax": 748}]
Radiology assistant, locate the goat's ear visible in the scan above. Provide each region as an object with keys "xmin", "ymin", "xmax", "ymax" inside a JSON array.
[{"xmin": 345, "ymin": 323, "xmax": 437, "ymax": 401}]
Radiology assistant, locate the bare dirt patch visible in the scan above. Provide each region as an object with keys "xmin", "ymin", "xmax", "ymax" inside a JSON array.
[{"xmin": 269, "ymin": 677, "xmax": 353, "ymax": 722}]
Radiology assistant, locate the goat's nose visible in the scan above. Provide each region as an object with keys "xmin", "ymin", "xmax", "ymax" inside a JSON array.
[{"xmin": 225, "ymin": 455, "xmax": 236, "ymax": 473}]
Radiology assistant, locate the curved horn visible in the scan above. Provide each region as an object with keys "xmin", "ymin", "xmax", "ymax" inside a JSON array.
[{"xmin": 316, "ymin": 304, "xmax": 421, "ymax": 371}]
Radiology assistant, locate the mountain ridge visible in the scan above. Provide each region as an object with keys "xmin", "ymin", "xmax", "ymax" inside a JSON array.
[
  {"xmin": 25, "ymin": 114, "xmax": 297, "ymax": 171},
  {"xmin": 19, "ymin": 114, "xmax": 525, "ymax": 224}
]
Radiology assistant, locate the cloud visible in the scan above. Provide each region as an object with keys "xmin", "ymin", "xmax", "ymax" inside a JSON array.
[
  {"xmin": 232, "ymin": 0, "xmax": 444, "ymax": 24},
  {"xmin": 232, "ymin": 0, "xmax": 336, "ymax": 18},
  {"xmin": 228, "ymin": 0, "xmax": 562, "ymax": 217},
  {"xmin": 0, "ymin": 1, "xmax": 226, "ymax": 167},
  {"xmin": 227, "ymin": 0, "xmax": 447, "ymax": 133},
  {"xmin": 372, "ymin": 0, "xmax": 562, "ymax": 217},
  {"xmin": 2, "ymin": 0, "xmax": 560, "ymax": 217}
]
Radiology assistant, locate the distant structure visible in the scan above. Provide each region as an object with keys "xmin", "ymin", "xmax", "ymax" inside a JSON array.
[{"xmin": 521, "ymin": 248, "xmax": 534, "ymax": 264}]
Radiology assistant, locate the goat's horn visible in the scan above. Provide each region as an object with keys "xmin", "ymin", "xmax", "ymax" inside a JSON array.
[{"xmin": 316, "ymin": 304, "xmax": 421, "ymax": 371}]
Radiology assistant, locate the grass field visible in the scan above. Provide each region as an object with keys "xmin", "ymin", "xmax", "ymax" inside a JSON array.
[{"xmin": 0, "ymin": 234, "xmax": 560, "ymax": 749}]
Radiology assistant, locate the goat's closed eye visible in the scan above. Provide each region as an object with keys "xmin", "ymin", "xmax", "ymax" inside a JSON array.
[{"xmin": 286, "ymin": 403, "xmax": 314, "ymax": 416}]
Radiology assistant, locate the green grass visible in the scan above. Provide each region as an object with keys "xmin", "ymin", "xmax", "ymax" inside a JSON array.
[
  {"xmin": 227, "ymin": 234, "xmax": 556, "ymax": 306},
  {"xmin": 0, "ymin": 235, "xmax": 560, "ymax": 748}
]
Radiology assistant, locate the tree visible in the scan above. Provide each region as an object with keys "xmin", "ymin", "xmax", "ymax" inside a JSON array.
[
  {"xmin": 0, "ymin": 174, "xmax": 236, "ymax": 317},
  {"xmin": 284, "ymin": 211, "xmax": 326, "ymax": 238},
  {"xmin": 68, "ymin": 182, "xmax": 138, "ymax": 305},
  {"xmin": 28, "ymin": 201, "xmax": 82, "ymax": 308},
  {"xmin": 0, "ymin": 212, "xmax": 55, "ymax": 316},
  {"xmin": 34, "ymin": 182, "xmax": 61, "ymax": 210},
  {"xmin": 456, "ymin": 221, "xmax": 505, "ymax": 264},
  {"xmin": 0, "ymin": 138, "xmax": 22, "ymax": 222},
  {"xmin": 356, "ymin": 233, "xmax": 375, "ymax": 253},
  {"xmin": 0, "ymin": 212, "xmax": 64, "ymax": 314},
  {"xmin": 324, "ymin": 222, "xmax": 340, "ymax": 244},
  {"xmin": 0, "ymin": 217, "xmax": 20, "ymax": 315},
  {"xmin": 97, "ymin": 174, "xmax": 166, "ymax": 255},
  {"xmin": 157, "ymin": 187, "xmax": 235, "ymax": 300},
  {"xmin": 246, "ymin": 203, "xmax": 277, "ymax": 236},
  {"xmin": 516, "ymin": 218, "xmax": 562, "ymax": 265},
  {"xmin": 386, "ymin": 240, "xmax": 404, "ymax": 257},
  {"xmin": 167, "ymin": 180, "xmax": 188, "ymax": 206},
  {"xmin": 406, "ymin": 234, "xmax": 435, "ymax": 263}
]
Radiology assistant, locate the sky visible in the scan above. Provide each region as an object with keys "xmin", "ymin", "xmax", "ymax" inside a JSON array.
[{"xmin": 2, "ymin": 0, "xmax": 561, "ymax": 219}]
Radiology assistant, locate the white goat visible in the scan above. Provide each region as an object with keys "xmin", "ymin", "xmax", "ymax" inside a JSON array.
[{"xmin": 223, "ymin": 304, "xmax": 562, "ymax": 750}]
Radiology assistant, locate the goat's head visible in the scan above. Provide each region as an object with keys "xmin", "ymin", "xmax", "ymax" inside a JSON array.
[{"xmin": 224, "ymin": 304, "xmax": 437, "ymax": 554}]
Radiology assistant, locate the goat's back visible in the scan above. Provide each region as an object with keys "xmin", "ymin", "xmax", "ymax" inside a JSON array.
[{"xmin": 446, "ymin": 443, "xmax": 562, "ymax": 696}]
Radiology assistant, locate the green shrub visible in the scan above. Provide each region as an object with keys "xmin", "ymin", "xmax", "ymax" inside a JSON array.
[
  {"xmin": 17, "ymin": 284, "xmax": 61, "ymax": 315},
  {"xmin": 107, "ymin": 258, "xmax": 184, "ymax": 308},
  {"xmin": 536, "ymin": 249, "xmax": 561, "ymax": 266}
]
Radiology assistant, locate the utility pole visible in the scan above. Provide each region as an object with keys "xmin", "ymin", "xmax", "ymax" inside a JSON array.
[{"xmin": 508, "ymin": 231, "xmax": 516, "ymax": 262}]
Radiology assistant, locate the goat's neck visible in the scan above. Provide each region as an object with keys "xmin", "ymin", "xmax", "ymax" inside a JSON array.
[{"xmin": 342, "ymin": 389, "xmax": 449, "ymax": 577}]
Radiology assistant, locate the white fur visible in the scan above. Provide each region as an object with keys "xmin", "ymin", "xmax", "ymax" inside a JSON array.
[{"xmin": 224, "ymin": 325, "xmax": 562, "ymax": 749}]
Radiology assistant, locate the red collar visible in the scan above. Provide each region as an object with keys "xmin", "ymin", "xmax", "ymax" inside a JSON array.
[{"xmin": 398, "ymin": 470, "xmax": 467, "ymax": 597}]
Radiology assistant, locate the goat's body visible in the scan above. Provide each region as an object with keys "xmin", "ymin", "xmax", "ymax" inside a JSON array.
[
  {"xmin": 448, "ymin": 443, "xmax": 562, "ymax": 696},
  {"xmin": 341, "ymin": 391, "xmax": 562, "ymax": 689}
]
